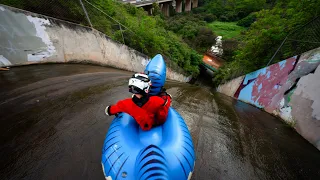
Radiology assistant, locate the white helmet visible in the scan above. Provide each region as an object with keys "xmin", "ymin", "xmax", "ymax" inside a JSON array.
[{"xmin": 128, "ymin": 73, "xmax": 151, "ymax": 94}]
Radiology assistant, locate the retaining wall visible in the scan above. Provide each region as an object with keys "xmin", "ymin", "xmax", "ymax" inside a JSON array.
[
  {"xmin": 0, "ymin": 5, "xmax": 191, "ymax": 82},
  {"xmin": 217, "ymin": 47, "xmax": 320, "ymax": 150},
  {"xmin": 217, "ymin": 75, "xmax": 244, "ymax": 97}
]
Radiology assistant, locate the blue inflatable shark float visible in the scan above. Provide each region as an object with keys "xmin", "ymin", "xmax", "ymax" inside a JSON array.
[{"xmin": 101, "ymin": 54, "xmax": 196, "ymax": 180}]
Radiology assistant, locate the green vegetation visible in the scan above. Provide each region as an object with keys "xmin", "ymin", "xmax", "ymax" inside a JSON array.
[
  {"xmin": 165, "ymin": 14, "xmax": 216, "ymax": 53},
  {"xmin": 236, "ymin": 13, "xmax": 257, "ymax": 27},
  {"xmin": 194, "ymin": 0, "xmax": 267, "ymax": 22},
  {"xmin": 1, "ymin": 0, "xmax": 203, "ymax": 76},
  {"xmin": 213, "ymin": 0, "xmax": 320, "ymax": 85},
  {"xmin": 81, "ymin": 0, "xmax": 203, "ymax": 76},
  {"xmin": 207, "ymin": 21, "xmax": 246, "ymax": 39},
  {"xmin": 2, "ymin": 0, "xmax": 320, "ymax": 82}
]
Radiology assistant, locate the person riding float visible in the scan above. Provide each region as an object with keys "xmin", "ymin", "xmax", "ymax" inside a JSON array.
[{"xmin": 105, "ymin": 73, "xmax": 171, "ymax": 130}]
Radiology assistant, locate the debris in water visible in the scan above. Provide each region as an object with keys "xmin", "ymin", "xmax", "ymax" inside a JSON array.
[{"xmin": 0, "ymin": 67, "xmax": 9, "ymax": 71}]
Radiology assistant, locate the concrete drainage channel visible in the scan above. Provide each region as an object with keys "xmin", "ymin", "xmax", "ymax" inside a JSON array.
[
  {"xmin": 1, "ymin": 64, "xmax": 320, "ymax": 179},
  {"xmin": 1, "ymin": 3, "xmax": 320, "ymax": 180}
]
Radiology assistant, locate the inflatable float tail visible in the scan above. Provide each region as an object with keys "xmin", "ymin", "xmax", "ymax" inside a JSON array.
[{"xmin": 144, "ymin": 54, "xmax": 166, "ymax": 95}]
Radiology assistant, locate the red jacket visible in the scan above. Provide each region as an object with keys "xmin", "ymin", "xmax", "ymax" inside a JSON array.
[{"xmin": 107, "ymin": 95, "xmax": 171, "ymax": 131}]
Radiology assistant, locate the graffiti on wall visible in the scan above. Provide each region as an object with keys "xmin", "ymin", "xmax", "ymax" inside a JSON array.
[
  {"xmin": 218, "ymin": 47, "xmax": 320, "ymax": 150},
  {"xmin": 219, "ymin": 47, "xmax": 320, "ymax": 123},
  {"xmin": 238, "ymin": 57, "xmax": 296, "ymax": 108},
  {"xmin": 235, "ymin": 48, "xmax": 320, "ymax": 122}
]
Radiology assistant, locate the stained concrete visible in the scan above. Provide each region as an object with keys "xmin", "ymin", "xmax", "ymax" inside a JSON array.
[
  {"xmin": 185, "ymin": 0, "xmax": 191, "ymax": 11},
  {"xmin": 192, "ymin": 0, "xmax": 198, "ymax": 8},
  {"xmin": 217, "ymin": 75, "xmax": 244, "ymax": 97},
  {"xmin": 292, "ymin": 64, "xmax": 320, "ymax": 120},
  {"xmin": 175, "ymin": 0, "xmax": 182, "ymax": 13},
  {"xmin": 1, "ymin": 64, "xmax": 320, "ymax": 180},
  {"xmin": 291, "ymin": 65, "xmax": 320, "ymax": 149},
  {"xmin": 0, "ymin": 7, "xmax": 50, "ymax": 64},
  {"xmin": 0, "ymin": 5, "xmax": 191, "ymax": 82}
]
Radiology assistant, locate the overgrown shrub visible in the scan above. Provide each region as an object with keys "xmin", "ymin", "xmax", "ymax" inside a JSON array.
[
  {"xmin": 196, "ymin": 0, "xmax": 265, "ymax": 22},
  {"xmin": 219, "ymin": 15, "xmax": 228, "ymax": 22},
  {"xmin": 214, "ymin": 0, "xmax": 320, "ymax": 85},
  {"xmin": 166, "ymin": 14, "xmax": 216, "ymax": 54},
  {"xmin": 203, "ymin": 14, "xmax": 216, "ymax": 23},
  {"xmin": 237, "ymin": 13, "xmax": 257, "ymax": 27}
]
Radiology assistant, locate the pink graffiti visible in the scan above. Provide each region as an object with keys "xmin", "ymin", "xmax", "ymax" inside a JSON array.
[{"xmin": 251, "ymin": 57, "xmax": 296, "ymax": 112}]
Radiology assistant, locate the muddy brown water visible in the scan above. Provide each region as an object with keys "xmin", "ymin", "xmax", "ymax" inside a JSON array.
[{"xmin": 1, "ymin": 64, "xmax": 320, "ymax": 180}]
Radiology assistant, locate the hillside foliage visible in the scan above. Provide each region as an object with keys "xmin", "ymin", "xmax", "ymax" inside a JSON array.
[
  {"xmin": 2, "ymin": 0, "xmax": 320, "ymax": 81},
  {"xmin": 165, "ymin": 14, "xmax": 217, "ymax": 54},
  {"xmin": 194, "ymin": 0, "xmax": 267, "ymax": 22},
  {"xmin": 213, "ymin": 0, "xmax": 320, "ymax": 85},
  {"xmin": 1, "ymin": 0, "xmax": 203, "ymax": 75}
]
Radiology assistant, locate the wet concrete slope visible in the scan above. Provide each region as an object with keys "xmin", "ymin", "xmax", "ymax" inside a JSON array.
[
  {"xmin": 1, "ymin": 64, "xmax": 320, "ymax": 180},
  {"xmin": 169, "ymin": 83, "xmax": 320, "ymax": 180}
]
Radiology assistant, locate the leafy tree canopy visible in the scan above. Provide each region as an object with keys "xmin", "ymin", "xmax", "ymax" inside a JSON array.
[
  {"xmin": 214, "ymin": 0, "xmax": 320, "ymax": 84},
  {"xmin": 195, "ymin": 0, "xmax": 266, "ymax": 21},
  {"xmin": 165, "ymin": 14, "xmax": 216, "ymax": 54}
]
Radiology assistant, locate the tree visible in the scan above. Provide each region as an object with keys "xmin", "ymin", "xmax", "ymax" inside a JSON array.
[
  {"xmin": 152, "ymin": 3, "xmax": 161, "ymax": 16},
  {"xmin": 214, "ymin": 0, "xmax": 320, "ymax": 84},
  {"xmin": 193, "ymin": 0, "xmax": 266, "ymax": 21},
  {"xmin": 165, "ymin": 14, "xmax": 216, "ymax": 54}
]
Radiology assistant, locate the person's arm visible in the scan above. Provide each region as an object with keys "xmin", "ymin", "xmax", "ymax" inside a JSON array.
[
  {"xmin": 155, "ymin": 95, "xmax": 171, "ymax": 125},
  {"xmin": 105, "ymin": 99, "xmax": 131, "ymax": 116},
  {"xmin": 105, "ymin": 98, "xmax": 153, "ymax": 131}
]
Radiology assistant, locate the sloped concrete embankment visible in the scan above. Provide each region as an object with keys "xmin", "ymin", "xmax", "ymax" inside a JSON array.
[
  {"xmin": 217, "ymin": 47, "xmax": 320, "ymax": 150},
  {"xmin": 0, "ymin": 5, "xmax": 191, "ymax": 82}
]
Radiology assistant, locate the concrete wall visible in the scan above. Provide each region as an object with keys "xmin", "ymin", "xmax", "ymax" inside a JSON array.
[
  {"xmin": 185, "ymin": 0, "xmax": 191, "ymax": 12},
  {"xmin": 217, "ymin": 47, "xmax": 320, "ymax": 150},
  {"xmin": 192, "ymin": 0, "xmax": 198, "ymax": 8},
  {"xmin": 217, "ymin": 76, "xmax": 244, "ymax": 97},
  {"xmin": 175, "ymin": 0, "xmax": 182, "ymax": 13},
  {"xmin": 0, "ymin": 5, "xmax": 191, "ymax": 82}
]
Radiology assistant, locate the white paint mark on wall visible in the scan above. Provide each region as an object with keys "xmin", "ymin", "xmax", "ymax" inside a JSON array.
[
  {"xmin": 0, "ymin": 6, "xmax": 5, "ymax": 11},
  {"xmin": 0, "ymin": 55, "xmax": 11, "ymax": 66},
  {"xmin": 26, "ymin": 16, "xmax": 56, "ymax": 61},
  {"xmin": 279, "ymin": 98, "xmax": 293, "ymax": 122},
  {"xmin": 294, "ymin": 65, "xmax": 320, "ymax": 120}
]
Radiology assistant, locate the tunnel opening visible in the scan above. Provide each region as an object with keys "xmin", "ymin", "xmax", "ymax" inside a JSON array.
[{"xmin": 189, "ymin": 64, "xmax": 215, "ymax": 88}]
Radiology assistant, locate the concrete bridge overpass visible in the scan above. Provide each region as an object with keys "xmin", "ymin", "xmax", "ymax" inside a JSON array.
[{"xmin": 122, "ymin": 0, "xmax": 199, "ymax": 16}]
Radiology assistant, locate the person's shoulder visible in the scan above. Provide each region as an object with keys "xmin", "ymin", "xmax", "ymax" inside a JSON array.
[
  {"xmin": 149, "ymin": 96, "xmax": 164, "ymax": 100},
  {"xmin": 149, "ymin": 96, "xmax": 165, "ymax": 105},
  {"xmin": 118, "ymin": 98, "xmax": 133, "ymax": 104}
]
